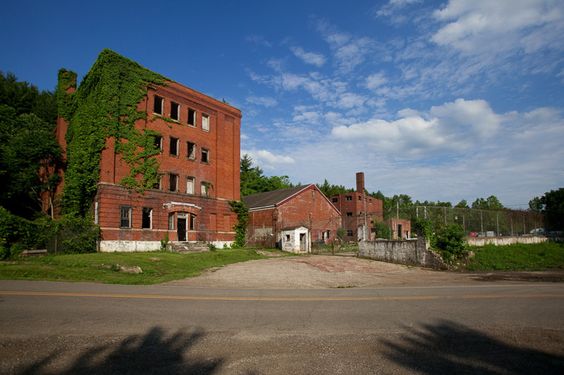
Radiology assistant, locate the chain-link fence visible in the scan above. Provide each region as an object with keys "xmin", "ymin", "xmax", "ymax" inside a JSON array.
[{"xmin": 388, "ymin": 206, "xmax": 544, "ymax": 237}]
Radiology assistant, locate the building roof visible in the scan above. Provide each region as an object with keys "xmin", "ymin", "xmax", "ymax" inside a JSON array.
[{"xmin": 243, "ymin": 185, "xmax": 311, "ymax": 209}]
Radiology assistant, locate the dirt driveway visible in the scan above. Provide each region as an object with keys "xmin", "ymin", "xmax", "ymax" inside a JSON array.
[{"xmin": 167, "ymin": 254, "xmax": 512, "ymax": 289}]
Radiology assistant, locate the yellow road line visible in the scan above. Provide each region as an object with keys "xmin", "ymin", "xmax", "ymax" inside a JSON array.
[{"xmin": 1, "ymin": 290, "xmax": 563, "ymax": 302}]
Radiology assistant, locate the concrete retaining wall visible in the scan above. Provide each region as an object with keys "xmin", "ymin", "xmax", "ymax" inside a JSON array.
[
  {"xmin": 466, "ymin": 236, "xmax": 547, "ymax": 247},
  {"xmin": 358, "ymin": 237, "xmax": 446, "ymax": 269}
]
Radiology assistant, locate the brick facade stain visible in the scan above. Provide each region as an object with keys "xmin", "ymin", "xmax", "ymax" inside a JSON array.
[{"xmin": 55, "ymin": 55, "xmax": 241, "ymax": 246}]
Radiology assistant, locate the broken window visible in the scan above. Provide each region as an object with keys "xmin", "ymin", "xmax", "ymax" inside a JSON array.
[
  {"xmin": 188, "ymin": 109, "xmax": 196, "ymax": 126},
  {"xmin": 170, "ymin": 137, "xmax": 179, "ymax": 156},
  {"xmin": 285, "ymin": 234, "xmax": 291, "ymax": 242},
  {"xmin": 168, "ymin": 213, "xmax": 175, "ymax": 230},
  {"xmin": 347, "ymin": 230, "xmax": 354, "ymax": 237},
  {"xmin": 170, "ymin": 101, "xmax": 180, "ymax": 121},
  {"xmin": 120, "ymin": 206, "xmax": 132, "ymax": 228},
  {"xmin": 153, "ymin": 95, "xmax": 163, "ymax": 115},
  {"xmin": 201, "ymin": 148, "xmax": 209, "ymax": 163},
  {"xmin": 332, "ymin": 197, "xmax": 338, "ymax": 203},
  {"xmin": 169, "ymin": 173, "xmax": 178, "ymax": 192},
  {"xmin": 346, "ymin": 212, "xmax": 353, "ymax": 217},
  {"xmin": 153, "ymin": 136, "xmax": 163, "ymax": 151},
  {"xmin": 202, "ymin": 114, "xmax": 210, "ymax": 131},
  {"xmin": 187, "ymin": 142, "xmax": 196, "ymax": 160},
  {"xmin": 189, "ymin": 214, "xmax": 196, "ymax": 230},
  {"xmin": 142, "ymin": 207, "xmax": 152, "ymax": 229},
  {"xmin": 152, "ymin": 175, "xmax": 161, "ymax": 190},
  {"xmin": 346, "ymin": 196, "xmax": 353, "ymax": 201},
  {"xmin": 186, "ymin": 177, "xmax": 195, "ymax": 194}
]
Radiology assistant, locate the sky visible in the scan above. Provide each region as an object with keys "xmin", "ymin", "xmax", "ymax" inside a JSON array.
[{"xmin": 1, "ymin": 0, "xmax": 563, "ymax": 208}]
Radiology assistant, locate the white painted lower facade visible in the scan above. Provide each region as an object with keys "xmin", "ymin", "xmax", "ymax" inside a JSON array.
[{"xmin": 99, "ymin": 240, "xmax": 235, "ymax": 252}]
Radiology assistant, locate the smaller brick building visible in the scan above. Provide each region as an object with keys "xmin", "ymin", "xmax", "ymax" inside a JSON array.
[
  {"xmin": 244, "ymin": 185, "xmax": 341, "ymax": 251},
  {"xmin": 331, "ymin": 172, "xmax": 384, "ymax": 241}
]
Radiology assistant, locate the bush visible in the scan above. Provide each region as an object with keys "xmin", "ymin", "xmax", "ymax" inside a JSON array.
[
  {"xmin": 433, "ymin": 224, "xmax": 466, "ymax": 261},
  {"xmin": 50, "ymin": 215, "xmax": 100, "ymax": 254},
  {"xmin": 373, "ymin": 221, "xmax": 391, "ymax": 239}
]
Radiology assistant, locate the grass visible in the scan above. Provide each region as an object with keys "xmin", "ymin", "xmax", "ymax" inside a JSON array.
[
  {"xmin": 0, "ymin": 249, "xmax": 264, "ymax": 284},
  {"xmin": 466, "ymin": 242, "xmax": 564, "ymax": 271}
]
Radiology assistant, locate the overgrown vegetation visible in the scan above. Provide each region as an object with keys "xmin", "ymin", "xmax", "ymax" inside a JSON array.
[
  {"xmin": 229, "ymin": 200, "xmax": 248, "ymax": 247},
  {"xmin": 240, "ymin": 154, "xmax": 294, "ymax": 196},
  {"xmin": 0, "ymin": 249, "xmax": 264, "ymax": 284},
  {"xmin": 466, "ymin": 242, "xmax": 564, "ymax": 271},
  {"xmin": 62, "ymin": 49, "xmax": 167, "ymax": 216},
  {"xmin": 529, "ymin": 188, "xmax": 564, "ymax": 231},
  {"xmin": 413, "ymin": 218, "xmax": 466, "ymax": 262}
]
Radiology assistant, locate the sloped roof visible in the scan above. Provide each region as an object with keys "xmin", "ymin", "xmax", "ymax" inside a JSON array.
[{"xmin": 243, "ymin": 185, "xmax": 311, "ymax": 209}]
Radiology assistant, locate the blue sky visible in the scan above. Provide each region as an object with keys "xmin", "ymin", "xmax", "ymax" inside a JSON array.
[{"xmin": 2, "ymin": 0, "xmax": 563, "ymax": 207}]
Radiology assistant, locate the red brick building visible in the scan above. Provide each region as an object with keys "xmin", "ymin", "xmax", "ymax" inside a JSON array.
[
  {"xmin": 55, "ymin": 51, "xmax": 241, "ymax": 251},
  {"xmin": 244, "ymin": 185, "xmax": 341, "ymax": 252},
  {"xmin": 331, "ymin": 173, "xmax": 384, "ymax": 241}
]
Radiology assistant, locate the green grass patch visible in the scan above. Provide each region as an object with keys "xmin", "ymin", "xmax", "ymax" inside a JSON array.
[
  {"xmin": 466, "ymin": 242, "xmax": 564, "ymax": 271},
  {"xmin": 0, "ymin": 249, "xmax": 264, "ymax": 284}
]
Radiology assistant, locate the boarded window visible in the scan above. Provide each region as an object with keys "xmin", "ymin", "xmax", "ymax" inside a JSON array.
[
  {"xmin": 202, "ymin": 114, "xmax": 210, "ymax": 131},
  {"xmin": 120, "ymin": 206, "xmax": 132, "ymax": 228},
  {"xmin": 187, "ymin": 142, "xmax": 196, "ymax": 160},
  {"xmin": 170, "ymin": 101, "xmax": 180, "ymax": 121},
  {"xmin": 169, "ymin": 174, "xmax": 178, "ymax": 192},
  {"xmin": 142, "ymin": 207, "xmax": 152, "ymax": 229},
  {"xmin": 188, "ymin": 109, "xmax": 196, "ymax": 126},
  {"xmin": 153, "ymin": 95, "xmax": 163, "ymax": 115},
  {"xmin": 170, "ymin": 137, "xmax": 179, "ymax": 156},
  {"xmin": 186, "ymin": 177, "xmax": 195, "ymax": 194}
]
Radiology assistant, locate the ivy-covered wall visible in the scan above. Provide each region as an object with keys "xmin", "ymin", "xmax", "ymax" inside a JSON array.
[{"xmin": 59, "ymin": 49, "xmax": 167, "ymax": 217}]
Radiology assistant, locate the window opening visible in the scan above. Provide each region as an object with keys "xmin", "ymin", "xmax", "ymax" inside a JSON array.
[
  {"xmin": 170, "ymin": 101, "xmax": 180, "ymax": 121},
  {"xmin": 142, "ymin": 207, "xmax": 152, "ymax": 229},
  {"xmin": 153, "ymin": 95, "xmax": 163, "ymax": 115},
  {"xmin": 170, "ymin": 137, "xmax": 179, "ymax": 156},
  {"xmin": 187, "ymin": 142, "xmax": 196, "ymax": 160},
  {"xmin": 169, "ymin": 174, "xmax": 178, "ymax": 192},
  {"xmin": 188, "ymin": 109, "xmax": 196, "ymax": 126},
  {"xmin": 186, "ymin": 177, "xmax": 195, "ymax": 195},
  {"xmin": 120, "ymin": 206, "xmax": 132, "ymax": 228},
  {"xmin": 201, "ymin": 148, "xmax": 209, "ymax": 163},
  {"xmin": 153, "ymin": 136, "xmax": 163, "ymax": 151},
  {"xmin": 202, "ymin": 114, "xmax": 210, "ymax": 131}
]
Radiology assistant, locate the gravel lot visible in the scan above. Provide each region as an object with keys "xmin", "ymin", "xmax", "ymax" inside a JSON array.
[{"xmin": 167, "ymin": 254, "xmax": 480, "ymax": 289}]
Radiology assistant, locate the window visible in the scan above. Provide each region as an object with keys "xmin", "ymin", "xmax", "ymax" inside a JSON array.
[
  {"xmin": 332, "ymin": 197, "xmax": 338, "ymax": 203},
  {"xmin": 358, "ymin": 196, "xmax": 362, "ymax": 201},
  {"xmin": 168, "ymin": 213, "xmax": 175, "ymax": 230},
  {"xmin": 346, "ymin": 196, "xmax": 353, "ymax": 201},
  {"xmin": 186, "ymin": 177, "xmax": 195, "ymax": 194},
  {"xmin": 153, "ymin": 136, "xmax": 163, "ymax": 151},
  {"xmin": 169, "ymin": 173, "xmax": 178, "ymax": 192},
  {"xmin": 152, "ymin": 175, "xmax": 161, "ymax": 190},
  {"xmin": 201, "ymin": 182, "xmax": 210, "ymax": 197},
  {"xmin": 201, "ymin": 148, "xmax": 209, "ymax": 163},
  {"xmin": 188, "ymin": 109, "xmax": 196, "ymax": 126},
  {"xmin": 346, "ymin": 212, "xmax": 353, "ymax": 217},
  {"xmin": 189, "ymin": 214, "xmax": 196, "ymax": 230},
  {"xmin": 170, "ymin": 101, "xmax": 180, "ymax": 121},
  {"xmin": 142, "ymin": 207, "xmax": 152, "ymax": 229},
  {"xmin": 202, "ymin": 114, "xmax": 210, "ymax": 131},
  {"xmin": 170, "ymin": 137, "xmax": 179, "ymax": 156},
  {"xmin": 153, "ymin": 95, "xmax": 163, "ymax": 115},
  {"xmin": 187, "ymin": 142, "xmax": 196, "ymax": 160},
  {"xmin": 285, "ymin": 234, "xmax": 291, "ymax": 242},
  {"xmin": 120, "ymin": 206, "xmax": 132, "ymax": 228},
  {"xmin": 347, "ymin": 229, "xmax": 354, "ymax": 237}
]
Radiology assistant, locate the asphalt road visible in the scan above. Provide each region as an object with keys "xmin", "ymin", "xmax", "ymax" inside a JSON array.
[{"xmin": 1, "ymin": 279, "xmax": 563, "ymax": 374}]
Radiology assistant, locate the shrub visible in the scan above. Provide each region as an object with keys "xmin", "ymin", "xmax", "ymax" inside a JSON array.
[
  {"xmin": 52, "ymin": 215, "xmax": 100, "ymax": 254},
  {"xmin": 373, "ymin": 222, "xmax": 391, "ymax": 239},
  {"xmin": 433, "ymin": 224, "xmax": 466, "ymax": 261}
]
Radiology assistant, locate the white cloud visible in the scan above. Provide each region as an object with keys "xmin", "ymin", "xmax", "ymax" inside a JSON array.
[
  {"xmin": 432, "ymin": 0, "xmax": 564, "ymax": 55},
  {"xmin": 376, "ymin": 0, "xmax": 422, "ymax": 17},
  {"xmin": 290, "ymin": 46, "xmax": 326, "ymax": 67},
  {"xmin": 243, "ymin": 149, "xmax": 295, "ymax": 170},
  {"xmin": 365, "ymin": 72, "xmax": 388, "ymax": 90},
  {"xmin": 245, "ymin": 35, "xmax": 272, "ymax": 48},
  {"xmin": 246, "ymin": 96, "xmax": 278, "ymax": 107}
]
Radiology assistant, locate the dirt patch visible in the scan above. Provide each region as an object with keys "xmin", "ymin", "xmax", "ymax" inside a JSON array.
[
  {"xmin": 470, "ymin": 271, "xmax": 564, "ymax": 283},
  {"xmin": 166, "ymin": 255, "xmax": 480, "ymax": 289}
]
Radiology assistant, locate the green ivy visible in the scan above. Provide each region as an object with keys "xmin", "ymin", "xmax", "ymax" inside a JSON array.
[
  {"xmin": 229, "ymin": 200, "xmax": 248, "ymax": 248},
  {"xmin": 55, "ymin": 69, "xmax": 77, "ymax": 120},
  {"xmin": 60, "ymin": 49, "xmax": 167, "ymax": 216}
]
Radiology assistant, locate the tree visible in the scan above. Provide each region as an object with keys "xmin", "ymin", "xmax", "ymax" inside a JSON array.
[
  {"xmin": 239, "ymin": 154, "xmax": 293, "ymax": 196},
  {"xmin": 471, "ymin": 195, "xmax": 504, "ymax": 210},
  {"xmin": 530, "ymin": 188, "xmax": 564, "ymax": 231},
  {"xmin": 455, "ymin": 200, "xmax": 469, "ymax": 209},
  {"xmin": 317, "ymin": 179, "xmax": 352, "ymax": 198}
]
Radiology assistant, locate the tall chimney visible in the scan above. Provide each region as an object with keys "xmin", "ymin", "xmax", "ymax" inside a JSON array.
[{"xmin": 356, "ymin": 172, "xmax": 365, "ymax": 194}]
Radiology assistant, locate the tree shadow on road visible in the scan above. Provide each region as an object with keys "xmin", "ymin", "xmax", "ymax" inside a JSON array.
[
  {"xmin": 20, "ymin": 326, "xmax": 222, "ymax": 375},
  {"xmin": 381, "ymin": 319, "xmax": 564, "ymax": 374}
]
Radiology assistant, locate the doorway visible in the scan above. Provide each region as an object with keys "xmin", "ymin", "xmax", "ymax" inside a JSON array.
[{"xmin": 177, "ymin": 215, "xmax": 187, "ymax": 242}]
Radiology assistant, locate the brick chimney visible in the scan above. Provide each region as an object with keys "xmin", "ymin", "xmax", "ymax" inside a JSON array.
[{"xmin": 356, "ymin": 172, "xmax": 365, "ymax": 194}]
